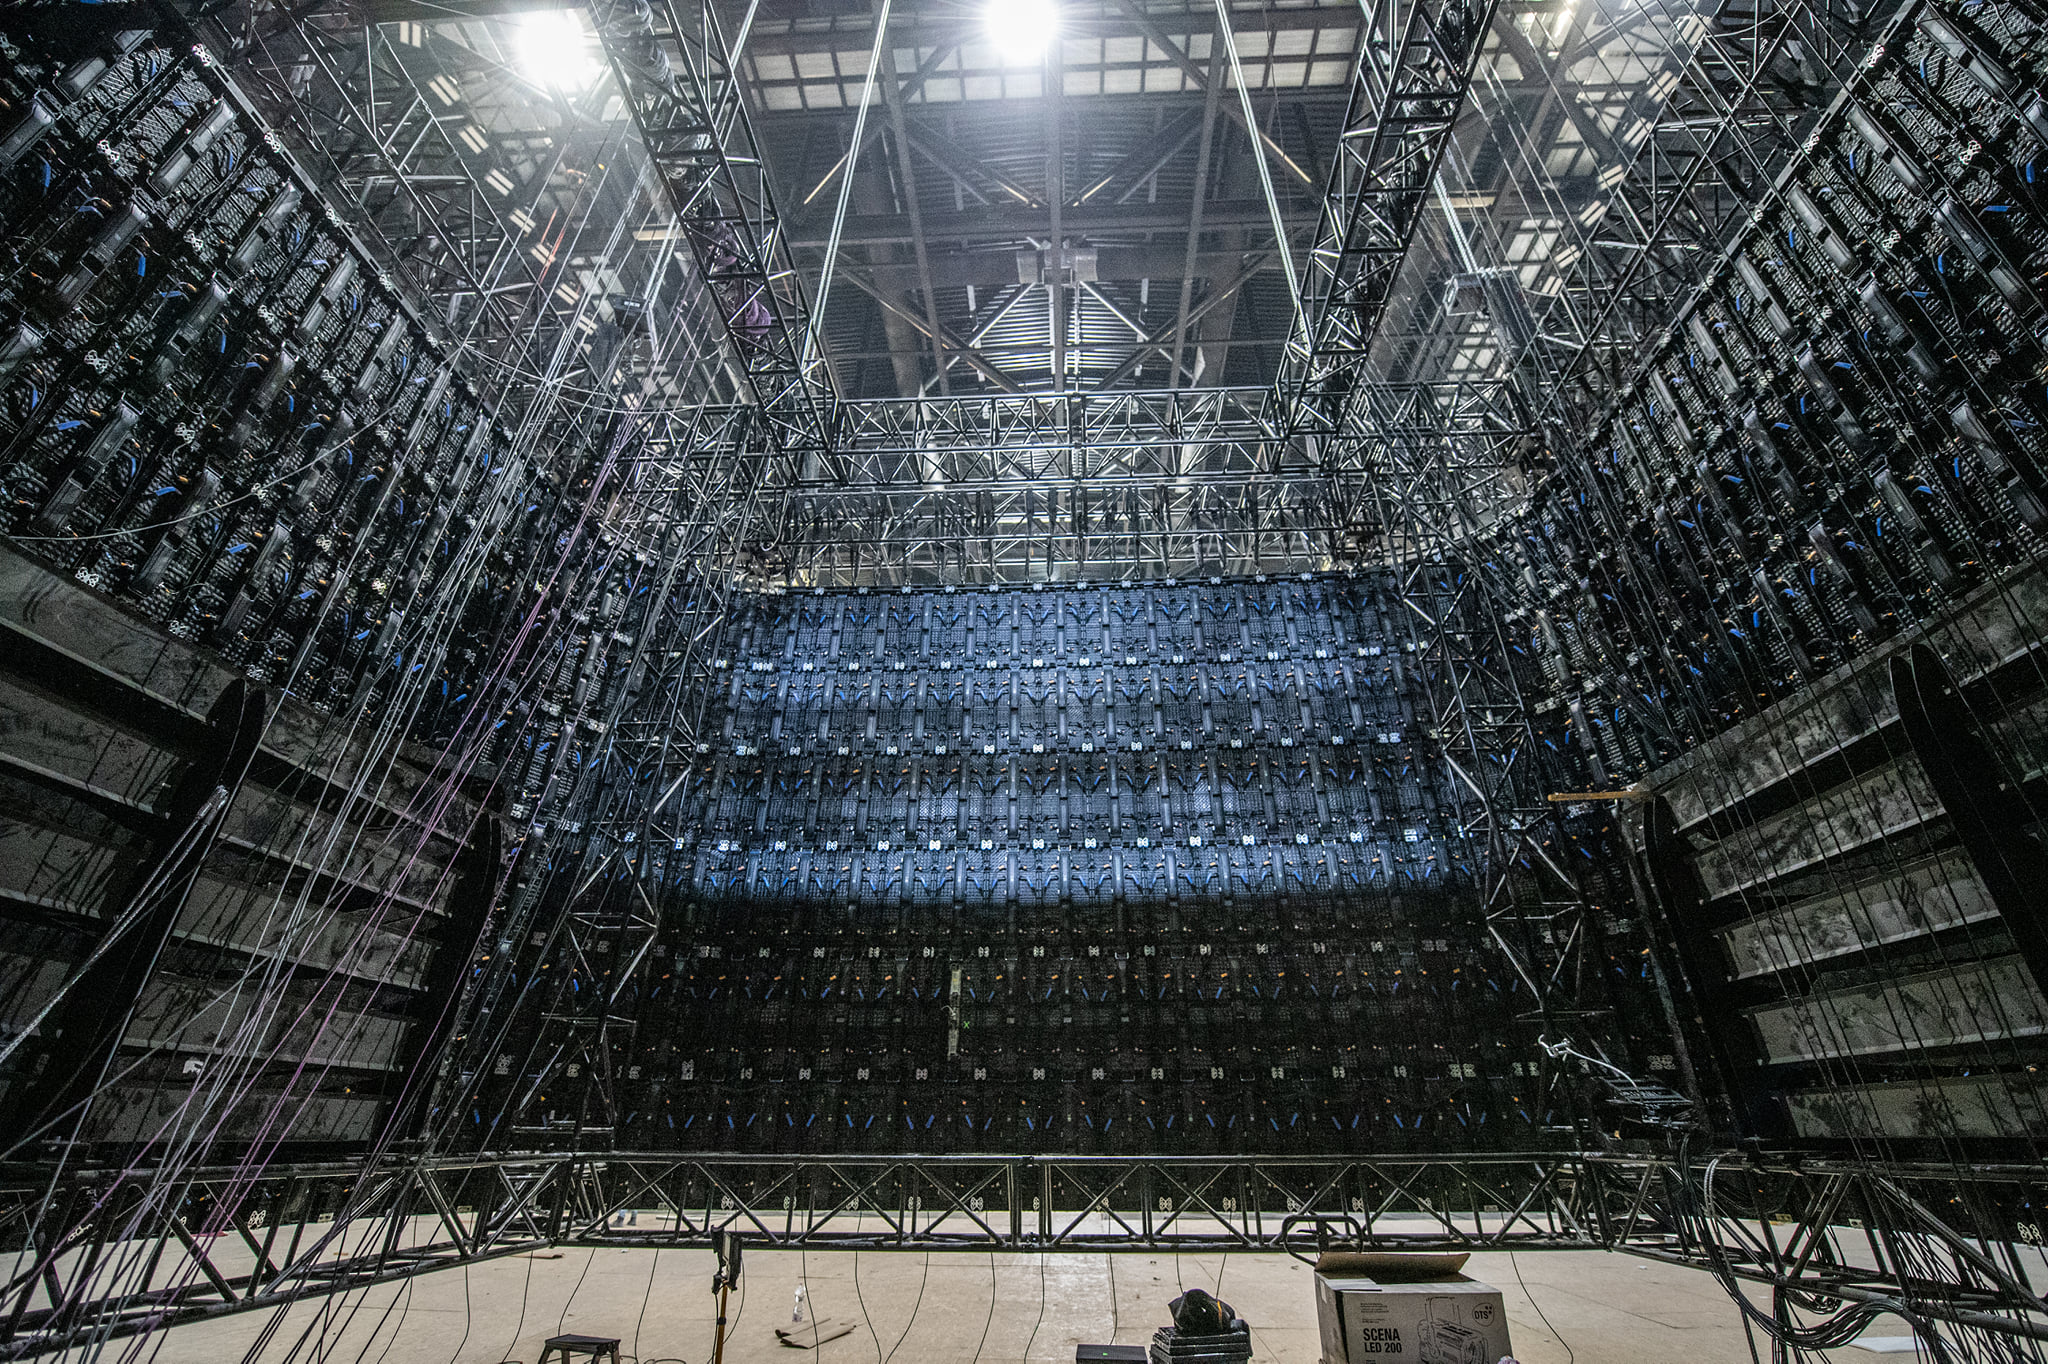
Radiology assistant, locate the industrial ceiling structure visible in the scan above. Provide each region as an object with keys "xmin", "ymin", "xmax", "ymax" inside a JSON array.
[
  {"xmin": 4, "ymin": 0, "xmax": 2048, "ymax": 1358},
  {"xmin": 193, "ymin": 0, "xmax": 1871, "ymax": 591}
]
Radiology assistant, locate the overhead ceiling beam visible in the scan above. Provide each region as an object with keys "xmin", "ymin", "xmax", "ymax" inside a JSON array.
[
  {"xmin": 592, "ymin": 0, "xmax": 837, "ymax": 456},
  {"xmin": 278, "ymin": 11, "xmax": 527, "ymax": 339},
  {"xmin": 365, "ymin": 0, "xmax": 588, "ymax": 20},
  {"xmin": 918, "ymin": 282, "xmax": 1035, "ymax": 396},
  {"xmin": 874, "ymin": 0, "xmax": 951, "ymax": 396},
  {"xmin": 1047, "ymin": 33, "xmax": 1067, "ymax": 391},
  {"xmin": 742, "ymin": 5, "xmax": 1368, "ymax": 55},
  {"xmin": 790, "ymin": 468, "xmax": 1308, "ymax": 496},
  {"xmin": 1081, "ymin": 107, "xmax": 1206, "ymax": 207},
  {"xmin": 1278, "ymin": 0, "xmax": 1506, "ymax": 423},
  {"xmin": 1106, "ymin": 0, "xmax": 1315, "ymax": 187},
  {"xmin": 750, "ymin": 75, "xmax": 1686, "ymax": 127},
  {"xmin": 398, "ymin": 14, "xmax": 599, "ymax": 124},
  {"xmin": 866, "ymin": 246, "xmax": 1264, "ymax": 292},
  {"xmin": 1168, "ymin": 38, "xmax": 1229, "ymax": 391},
  {"xmin": 1212, "ymin": 0, "xmax": 1303, "ymax": 329},
  {"xmin": 838, "ymin": 267, "xmax": 1027, "ymax": 394},
  {"xmin": 799, "ymin": 39, "xmax": 962, "ymax": 206},
  {"xmin": 754, "ymin": 87, "xmax": 1354, "ymax": 127},
  {"xmin": 904, "ymin": 125, "xmax": 1042, "ymax": 209},
  {"xmin": 1490, "ymin": 23, "xmax": 1628, "ymax": 166},
  {"xmin": 827, "ymin": 330, "xmax": 1292, "ymax": 361},
  {"xmin": 789, "ymin": 199, "xmax": 1316, "ymax": 248},
  {"xmin": 1103, "ymin": 251, "xmax": 1273, "ymax": 390}
]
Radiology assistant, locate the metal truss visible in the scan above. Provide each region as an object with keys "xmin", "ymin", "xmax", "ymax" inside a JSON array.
[
  {"xmin": 0, "ymin": 1157, "xmax": 562, "ymax": 1363},
  {"xmin": 1383, "ymin": 0, "xmax": 1884, "ymax": 419},
  {"xmin": 1318, "ymin": 379, "xmax": 1532, "ymax": 557},
  {"xmin": 555, "ymin": 1153, "xmax": 1603, "ymax": 1252},
  {"xmin": 1312, "ymin": 378, "xmax": 1606, "ymax": 1085},
  {"xmin": 592, "ymin": 0, "xmax": 836, "ymax": 459},
  {"xmin": 760, "ymin": 382, "xmax": 1520, "ymax": 584},
  {"xmin": 197, "ymin": 0, "xmax": 743, "ymax": 449},
  {"xmin": 1382, "ymin": 535, "xmax": 1600, "ymax": 1037},
  {"xmin": 6, "ymin": 1152, "xmax": 2043, "ymax": 1359},
  {"xmin": 215, "ymin": 6, "xmax": 592, "ymax": 386},
  {"xmin": 783, "ymin": 480, "xmax": 1336, "ymax": 584},
  {"xmin": 448, "ymin": 398, "xmax": 783, "ymax": 1150},
  {"xmin": 263, "ymin": 381, "xmax": 1510, "ymax": 588},
  {"xmin": 1280, "ymin": 0, "xmax": 1506, "ymax": 427},
  {"xmin": 783, "ymin": 387, "xmax": 1316, "ymax": 583},
  {"xmin": 1310, "ymin": 0, "xmax": 1908, "ymax": 1063},
  {"xmin": 1514, "ymin": 0, "xmax": 1882, "ymax": 424}
]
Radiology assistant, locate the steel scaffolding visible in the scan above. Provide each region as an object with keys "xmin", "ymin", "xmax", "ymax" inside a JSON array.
[{"xmin": 5, "ymin": 1153, "xmax": 2043, "ymax": 1361}]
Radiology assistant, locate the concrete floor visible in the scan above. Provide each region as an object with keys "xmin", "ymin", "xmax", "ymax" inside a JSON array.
[{"xmin": 129, "ymin": 1242, "xmax": 1924, "ymax": 1364}]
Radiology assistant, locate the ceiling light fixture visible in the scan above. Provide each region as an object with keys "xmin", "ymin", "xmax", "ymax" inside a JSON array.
[
  {"xmin": 986, "ymin": 0, "xmax": 1060, "ymax": 63},
  {"xmin": 514, "ymin": 9, "xmax": 602, "ymax": 91}
]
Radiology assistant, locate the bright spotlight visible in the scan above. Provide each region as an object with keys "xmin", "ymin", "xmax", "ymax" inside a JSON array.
[
  {"xmin": 986, "ymin": 0, "xmax": 1060, "ymax": 62},
  {"xmin": 514, "ymin": 9, "xmax": 602, "ymax": 91}
]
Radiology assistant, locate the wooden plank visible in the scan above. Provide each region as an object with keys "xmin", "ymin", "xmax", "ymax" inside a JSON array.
[
  {"xmin": 1786, "ymin": 1071, "xmax": 2048, "ymax": 1140},
  {"xmin": 0, "ymin": 820, "xmax": 435, "ymax": 993},
  {"xmin": 0, "ymin": 546, "xmax": 479, "ymax": 836},
  {"xmin": 0, "ymin": 673, "xmax": 181, "ymax": 815},
  {"xmin": 1718, "ymin": 850, "xmax": 1996, "ymax": 978},
  {"xmin": 1750, "ymin": 955, "xmax": 2047, "ymax": 1063},
  {"xmin": 1644, "ymin": 559, "xmax": 2048, "ymax": 829},
  {"xmin": 1692, "ymin": 756, "xmax": 1943, "ymax": 901}
]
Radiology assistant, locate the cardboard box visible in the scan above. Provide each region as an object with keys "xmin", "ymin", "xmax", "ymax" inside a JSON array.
[{"xmin": 1314, "ymin": 1253, "xmax": 1512, "ymax": 1364}]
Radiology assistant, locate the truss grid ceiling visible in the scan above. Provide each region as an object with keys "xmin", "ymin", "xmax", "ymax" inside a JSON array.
[
  {"xmin": 222, "ymin": 0, "xmax": 1847, "ymax": 561},
  {"xmin": 287, "ymin": 0, "xmax": 1796, "ymax": 419},
  {"xmin": 17, "ymin": 0, "xmax": 2048, "ymax": 1354},
  {"xmin": 225, "ymin": 0, "xmax": 1800, "ymax": 586}
]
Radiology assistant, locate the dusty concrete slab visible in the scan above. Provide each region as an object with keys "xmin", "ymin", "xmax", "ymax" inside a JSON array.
[{"xmin": 136, "ymin": 1240, "xmax": 1906, "ymax": 1364}]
